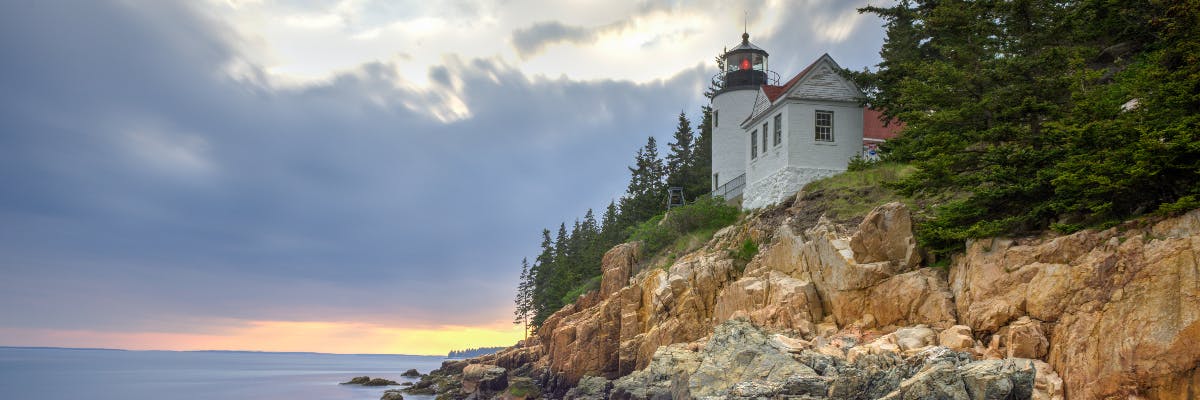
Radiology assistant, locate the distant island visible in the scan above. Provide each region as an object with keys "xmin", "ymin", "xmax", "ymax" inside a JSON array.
[{"xmin": 446, "ymin": 347, "xmax": 504, "ymax": 359}]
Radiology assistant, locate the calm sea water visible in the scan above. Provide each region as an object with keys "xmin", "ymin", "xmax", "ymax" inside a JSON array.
[{"xmin": 0, "ymin": 347, "xmax": 445, "ymax": 400}]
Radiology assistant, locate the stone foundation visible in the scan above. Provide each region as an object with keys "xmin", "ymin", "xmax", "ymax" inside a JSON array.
[{"xmin": 742, "ymin": 166, "xmax": 841, "ymax": 209}]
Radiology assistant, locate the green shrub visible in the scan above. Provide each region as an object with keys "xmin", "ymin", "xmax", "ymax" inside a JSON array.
[
  {"xmin": 729, "ymin": 239, "xmax": 758, "ymax": 274},
  {"xmin": 560, "ymin": 275, "xmax": 602, "ymax": 306},
  {"xmin": 627, "ymin": 196, "xmax": 739, "ymax": 256},
  {"xmin": 847, "ymin": 154, "xmax": 877, "ymax": 172}
]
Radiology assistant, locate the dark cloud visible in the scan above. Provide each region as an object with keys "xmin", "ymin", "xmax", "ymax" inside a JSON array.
[
  {"xmin": 0, "ymin": 1, "xmax": 709, "ymax": 333},
  {"xmin": 511, "ymin": 21, "xmax": 601, "ymax": 58}
]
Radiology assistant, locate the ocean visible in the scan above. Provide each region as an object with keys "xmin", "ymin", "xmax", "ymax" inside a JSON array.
[{"xmin": 0, "ymin": 347, "xmax": 446, "ymax": 400}]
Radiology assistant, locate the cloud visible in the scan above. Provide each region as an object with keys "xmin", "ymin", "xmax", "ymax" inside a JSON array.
[
  {"xmin": 0, "ymin": 0, "xmax": 710, "ymax": 353},
  {"xmin": 511, "ymin": 21, "xmax": 604, "ymax": 58}
]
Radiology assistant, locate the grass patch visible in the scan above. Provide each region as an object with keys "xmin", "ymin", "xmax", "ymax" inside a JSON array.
[
  {"xmin": 628, "ymin": 196, "xmax": 740, "ymax": 256},
  {"xmin": 800, "ymin": 162, "xmax": 917, "ymax": 221},
  {"xmin": 560, "ymin": 275, "xmax": 602, "ymax": 306}
]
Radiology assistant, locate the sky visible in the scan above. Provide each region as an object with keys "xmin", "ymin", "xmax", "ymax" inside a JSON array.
[{"xmin": 0, "ymin": 0, "xmax": 887, "ymax": 355}]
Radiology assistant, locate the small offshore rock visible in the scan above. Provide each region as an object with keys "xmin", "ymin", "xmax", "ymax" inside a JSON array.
[
  {"xmin": 400, "ymin": 368, "xmax": 421, "ymax": 377},
  {"xmin": 363, "ymin": 378, "xmax": 400, "ymax": 386},
  {"xmin": 380, "ymin": 389, "xmax": 405, "ymax": 400},
  {"xmin": 340, "ymin": 376, "xmax": 371, "ymax": 385}
]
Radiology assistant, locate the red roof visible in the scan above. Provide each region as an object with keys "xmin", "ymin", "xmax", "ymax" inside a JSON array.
[
  {"xmin": 762, "ymin": 55, "xmax": 823, "ymax": 102},
  {"xmin": 863, "ymin": 108, "xmax": 904, "ymax": 140}
]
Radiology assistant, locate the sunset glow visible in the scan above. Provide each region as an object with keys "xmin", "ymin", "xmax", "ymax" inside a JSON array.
[{"xmin": 0, "ymin": 320, "xmax": 524, "ymax": 355}]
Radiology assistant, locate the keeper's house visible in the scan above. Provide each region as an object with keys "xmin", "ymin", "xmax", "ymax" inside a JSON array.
[{"xmin": 709, "ymin": 33, "xmax": 901, "ymax": 209}]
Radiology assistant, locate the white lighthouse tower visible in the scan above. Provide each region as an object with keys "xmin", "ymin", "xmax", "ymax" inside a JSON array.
[{"xmin": 710, "ymin": 32, "xmax": 775, "ymax": 201}]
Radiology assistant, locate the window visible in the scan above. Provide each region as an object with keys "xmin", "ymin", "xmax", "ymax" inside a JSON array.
[
  {"xmin": 773, "ymin": 114, "xmax": 782, "ymax": 146},
  {"xmin": 750, "ymin": 130, "xmax": 758, "ymax": 159},
  {"xmin": 762, "ymin": 122, "xmax": 769, "ymax": 151},
  {"xmin": 714, "ymin": 110, "xmax": 719, "ymax": 128},
  {"xmin": 815, "ymin": 110, "xmax": 834, "ymax": 142}
]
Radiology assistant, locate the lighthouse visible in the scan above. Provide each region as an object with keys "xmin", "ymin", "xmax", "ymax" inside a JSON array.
[{"xmin": 709, "ymin": 32, "xmax": 776, "ymax": 200}]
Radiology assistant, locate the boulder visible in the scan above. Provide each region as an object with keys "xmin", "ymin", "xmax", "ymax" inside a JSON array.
[
  {"xmin": 563, "ymin": 375, "xmax": 612, "ymax": 400},
  {"xmin": 400, "ymin": 368, "xmax": 421, "ymax": 377},
  {"xmin": 504, "ymin": 376, "xmax": 541, "ymax": 400},
  {"xmin": 460, "ymin": 364, "xmax": 507, "ymax": 395},
  {"xmin": 938, "ymin": 325, "xmax": 975, "ymax": 352},
  {"xmin": 380, "ymin": 389, "xmax": 405, "ymax": 400},
  {"xmin": 1031, "ymin": 360, "xmax": 1065, "ymax": 400},
  {"xmin": 850, "ymin": 202, "xmax": 922, "ymax": 269},
  {"xmin": 1004, "ymin": 316, "xmax": 1048, "ymax": 359},
  {"xmin": 893, "ymin": 325, "xmax": 936, "ymax": 353},
  {"xmin": 879, "ymin": 362, "xmax": 969, "ymax": 400},
  {"xmin": 684, "ymin": 319, "xmax": 819, "ymax": 397},
  {"xmin": 958, "ymin": 359, "xmax": 1035, "ymax": 400}
]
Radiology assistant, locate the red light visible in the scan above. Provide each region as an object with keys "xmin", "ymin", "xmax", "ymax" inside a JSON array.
[{"xmin": 740, "ymin": 59, "xmax": 750, "ymax": 70}]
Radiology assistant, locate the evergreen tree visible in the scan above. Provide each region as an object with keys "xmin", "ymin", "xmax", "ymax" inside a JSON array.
[
  {"xmin": 665, "ymin": 112, "xmax": 694, "ymax": 190},
  {"xmin": 599, "ymin": 200, "xmax": 623, "ymax": 250},
  {"xmin": 531, "ymin": 229, "xmax": 556, "ymax": 327},
  {"xmin": 513, "ymin": 258, "xmax": 533, "ymax": 340},
  {"xmin": 579, "ymin": 209, "xmax": 602, "ymax": 277},
  {"xmin": 619, "ymin": 137, "xmax": 666, "ymax": 227},
  {"xmin": 688, "ymin": 106, "xmax": 714, "ymax": 199}
]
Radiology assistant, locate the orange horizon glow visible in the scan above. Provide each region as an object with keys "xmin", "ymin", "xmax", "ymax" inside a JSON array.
[{"xmin": 0, "ymin": 320, "xmax": 526, "ymax": 356}]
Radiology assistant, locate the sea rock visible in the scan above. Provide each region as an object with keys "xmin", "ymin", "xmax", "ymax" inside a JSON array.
[
  {"xmin": 879, "ymin": 362, "xmax": 968, "ymax": 400},
  {"xmin": 958, "ymin": 359, "xmax": 1035, "ymax": 400},
  {"xmin": 363, "ymin": 378, "xmax": 400, "ymax": 386},
  {"xmin": 341, "ymin": 376, "xmax": 371, "ymax": 385},
  {"xmin": 460, "ymin": 364, "xmax": 507, "ymax": 395},
  {"xmin": 380, "ymin": 389, "xmax": 405, "ymax": 400},
  {"xmin": 683, "ymin": 319, "xmax": 818, "ymax": 397},
  {"xmin": 504, "ymin": 376, "xmax": 541, "ymax": 400},
  {"xmin": 610, "ymin": 343, "xmax": 701, "ymax": 400},
  {"xmin": 401, "ymin": 368, "xmax": 421, "ymax": 377},
  {"xmin": 563, "ymin": 375, "xmax": 613, "ymax": 400}
]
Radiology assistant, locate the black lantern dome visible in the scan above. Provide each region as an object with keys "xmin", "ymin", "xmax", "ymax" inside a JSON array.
[{"xmin": 714, "ymin": 32, "xmax": 775, "ymax": 93}]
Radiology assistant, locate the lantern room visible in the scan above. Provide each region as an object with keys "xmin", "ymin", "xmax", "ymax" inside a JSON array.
[{"xmin": 719, "ymin": 32, "xmax": 771, "ymax": 90}]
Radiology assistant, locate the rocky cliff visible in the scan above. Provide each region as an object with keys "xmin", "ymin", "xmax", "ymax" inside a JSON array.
[{"xmin": 420, "ymin": 198, "xmax": 1200, "ymax": 399}]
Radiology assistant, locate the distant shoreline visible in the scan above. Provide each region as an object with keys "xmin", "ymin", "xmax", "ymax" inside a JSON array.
[{"xmin": 0, "ymin": 346, "xmax": 441, "ymax": 357}]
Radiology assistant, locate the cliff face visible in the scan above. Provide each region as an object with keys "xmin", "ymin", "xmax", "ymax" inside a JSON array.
[{"xmin": 475, "ymin": 201, "xmax": 1200, "ymax": 399}]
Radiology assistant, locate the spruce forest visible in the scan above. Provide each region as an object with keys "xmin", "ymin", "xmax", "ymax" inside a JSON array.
[{"xmin": 852, "ymin": 0, "xmax": 1200, "ymax": 258}]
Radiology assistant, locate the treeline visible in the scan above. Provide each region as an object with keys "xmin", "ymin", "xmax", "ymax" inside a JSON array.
[
  {"xmin": 513, "ymin": 109, "xmax": 715, "ymax": 333},
  {"xmin": 446, "ymin": 347, "xmax": 506, "ymax": 359},
  {"xmin": 852, "ymin": 0, "xmax": 1200, "ymax": 258}
]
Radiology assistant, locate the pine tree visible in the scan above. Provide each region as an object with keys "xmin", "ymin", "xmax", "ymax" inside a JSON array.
[
  {"xmin": 688, "ymin": 106, "xmax": 714, "ymax": 199},
  {"xmin": 513, "ymin": 258, "xmax": 533, "ymax": 340},
  {"xmin": 531, "ymin": 229, "xmax": 556, "ymax": 327},
  {"xmin": 665, "ymin": 112, "xmax": 694, "ymax": 190},
  {"xmin": 599, "ymin": 200, "xmax": 623, "ymax": 250},
  {"xmin": 619, "ymin": 136, "xmax": 666, "ymax": 227}
]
